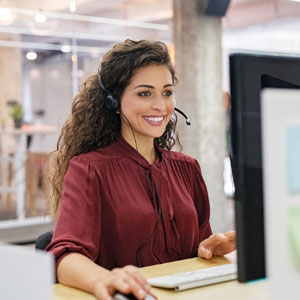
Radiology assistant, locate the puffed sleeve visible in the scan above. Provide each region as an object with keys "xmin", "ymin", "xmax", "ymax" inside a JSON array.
[
  {"xmin": 46, "ymin": 156, "xmax": 101, "ymax": 271},
  {"xmin": 192, "ymin": 160, "xmax": 212, "ymax": 241}
]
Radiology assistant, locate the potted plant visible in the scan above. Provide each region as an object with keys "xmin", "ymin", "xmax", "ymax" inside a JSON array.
[
  {"xmin": 0, "ymin": 117, "xmax": 6, "ymax": 129},
  {"xmin": 9, "ymin": 104, "xmax": 23, "ymax": 128}
]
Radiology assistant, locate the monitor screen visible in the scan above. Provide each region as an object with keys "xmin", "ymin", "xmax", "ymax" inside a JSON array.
[{"xmin": 229, "ymin": 51, "xmax": 300, "ymax": 282}]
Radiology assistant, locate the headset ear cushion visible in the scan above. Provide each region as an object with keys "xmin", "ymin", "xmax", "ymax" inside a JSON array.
[{"xmin": 105, "ymin": 94, "xmax": 119, "ymax": 111}]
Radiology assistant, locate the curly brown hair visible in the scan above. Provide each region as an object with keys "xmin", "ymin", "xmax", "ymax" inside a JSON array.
[{"xmin": 50, "ymin": 39, "xmax": 180, "ymax": 213}]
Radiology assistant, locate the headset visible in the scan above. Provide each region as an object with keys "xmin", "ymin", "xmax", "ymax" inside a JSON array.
[
  {"xmin": 175, "ymin": 107, "xmax": 191, "ymax": 125},
  {"xmin": 98, "ymin": 73, "xmax": 120, "ymax": 111},
  {"xmin": 98, "ymin": 73, "xmax": 191, "ymax": 125}
]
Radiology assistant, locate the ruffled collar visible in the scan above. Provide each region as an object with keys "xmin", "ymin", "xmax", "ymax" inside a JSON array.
[{"xmin": 113, "ymin": 135, "xmax": 165, "ymax": 169}]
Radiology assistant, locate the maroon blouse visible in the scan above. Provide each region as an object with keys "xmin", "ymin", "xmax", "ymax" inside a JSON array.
[{"xmin": 46, "ymin": 136, "xmax": 212, "ymax": 271}]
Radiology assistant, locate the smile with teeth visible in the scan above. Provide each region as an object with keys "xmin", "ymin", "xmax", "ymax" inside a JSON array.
[
  {"xmin": 144, "ymin": 116, "xmax": 164, "ymax": 122},
  {"xmin": 143, "ymin": 116, "xmax": 165, "ymax": 125}
]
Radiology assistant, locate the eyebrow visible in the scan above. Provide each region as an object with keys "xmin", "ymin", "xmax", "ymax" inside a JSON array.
[{"xmin": 134, "ymin": 83, "xmax": 174, "ymax": 89}]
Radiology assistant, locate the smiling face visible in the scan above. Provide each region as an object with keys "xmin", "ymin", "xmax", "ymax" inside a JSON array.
[{"xmin": 120, "ymin": 64, "xmax": 176, "ymax": 145}]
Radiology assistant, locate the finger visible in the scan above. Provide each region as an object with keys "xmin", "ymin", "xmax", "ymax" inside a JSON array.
[
  {"xmin": 201, "ymin": 233, "xmax": 228, "ymax": 249},
  {"xmin": 211, "ymin": 233, "xmax": 229, "ymax": 243},
  {"xmin": 107, "ymin": 272, "xmax": 130, "ymax": 295},
  {"xmin": 213, "ymin": 239, "xmax": 236, "ymax": 256},
  {"xmin": 123, "ymin": 265, "xmax": 152, "ymax": 293},
  {"xmin": 111, "ymin": 268, "xmax": 146, "ymax": 300},
  {"xmin": 214, "ymin": 246, "xmax": 236, "ymax": 256},
  {"xmin": 123, "ymin": 275, "xmax": 147, "ymax": 300},
  {"xmin": 93, "ymin": 282, "xmax": 113, "ymax": 300},
  {"xmin": 198, "ymin": 244, "xmax": 213, "ymax": 259},
  {"xmin": 224, "ymin": 231, "xmax": 236, "ymax": 241},
  {"xmin": 198, "ymin": 234, "xmax": 229, "ymax": 259}
]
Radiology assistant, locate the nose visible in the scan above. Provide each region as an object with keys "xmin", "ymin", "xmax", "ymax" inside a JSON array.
[{"xmin": 151, "ymin": 95, "xmax": 166, "ymax": 111}]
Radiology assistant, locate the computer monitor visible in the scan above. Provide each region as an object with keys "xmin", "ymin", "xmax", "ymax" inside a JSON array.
[
  {"xmin": 0, "ymin": 242, "xmax": 54, "ymax": 300},
  {"xmin": 229, "ymin": 51, "xmax": 300, "ymax": 282}
]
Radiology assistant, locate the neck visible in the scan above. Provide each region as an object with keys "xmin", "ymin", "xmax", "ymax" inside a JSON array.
[{"xmin": 121, "ymin": 131, "xmax": 157, "ymax": 165}]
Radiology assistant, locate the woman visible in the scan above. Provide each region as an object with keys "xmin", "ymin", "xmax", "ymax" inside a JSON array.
[{"xmin": 46, "ymin": 39, "xmax": 235, "ymax": 300}]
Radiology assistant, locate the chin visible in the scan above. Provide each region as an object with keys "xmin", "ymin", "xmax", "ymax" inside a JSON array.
[{"xmin": 150, "ymin": 130, "xmax": 166, "ymax": 138}]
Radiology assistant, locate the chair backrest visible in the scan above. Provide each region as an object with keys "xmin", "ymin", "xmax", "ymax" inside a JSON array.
[{"xmin": 35, "ymin": 231, "xmax": 53, "ymax": 250}]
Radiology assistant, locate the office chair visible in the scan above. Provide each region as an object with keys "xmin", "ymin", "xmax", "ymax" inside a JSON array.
[{"xmin": 35, "ymin": 231, "xmax": 53, "ymax": 250}]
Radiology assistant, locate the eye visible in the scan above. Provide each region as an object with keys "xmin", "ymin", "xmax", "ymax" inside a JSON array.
[
  {"xmin": 138, "ymin": 91, "xmax": 151, "ymax": 97},
  {"xmin": 163, "ymin": 90, "xmax": 173, "ymax": 97}
]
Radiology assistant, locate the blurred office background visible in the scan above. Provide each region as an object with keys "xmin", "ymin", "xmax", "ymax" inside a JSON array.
[{"xmin": 1, "ymin": 0, "xmax": 300, "ymax": 244}]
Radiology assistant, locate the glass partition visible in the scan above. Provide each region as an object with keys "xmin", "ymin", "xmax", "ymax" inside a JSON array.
[{"xmin": 0, "ymin": 6, "xmax": 171, "ymax": 232}]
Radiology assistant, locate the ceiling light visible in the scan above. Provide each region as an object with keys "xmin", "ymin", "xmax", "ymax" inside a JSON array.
[
  {"xmin": 61, "ymin": 45, "xmax": 72, "ymax": 53},
  {"xmin": 26, "ymin": 51, "xmax": 37, "ymax": 60},
  {"xmin": 70, "ymin": 1, "xmax": 76, "ymax": 13},
  {"xmin": 71, "ymin": 54, "xmax": 77, "ymax": 62},
  {"xmin": 34, "ymin": 13, "xmax": 47, "ymax": 23},
  {"xmin": 8, "ymin": 7, "xmax": 168, "ymax": 30},
  {"xmin": 0, "ymin": 8, "xmax": 12, "ymax": 22}
]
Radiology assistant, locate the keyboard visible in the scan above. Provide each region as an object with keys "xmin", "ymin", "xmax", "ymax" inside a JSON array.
[{"xmin": 148, "ymin": 263, "xmax": 237, "ymax": 291}]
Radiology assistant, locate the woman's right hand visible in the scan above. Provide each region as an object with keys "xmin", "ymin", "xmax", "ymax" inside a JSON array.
[{"xmin": 92, "ymin": 265, "xmax": 154, "ymax": 300}]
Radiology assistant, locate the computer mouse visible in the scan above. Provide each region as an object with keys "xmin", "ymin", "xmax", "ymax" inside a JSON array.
[{"xmin": 113, "ymin": 292, "xmax": 156, "ymax": 300}]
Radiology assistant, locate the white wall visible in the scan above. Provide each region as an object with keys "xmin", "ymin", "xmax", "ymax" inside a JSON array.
[{"xmin": 222, "ymin": 17, "xmax": 300, "ymax": 91}]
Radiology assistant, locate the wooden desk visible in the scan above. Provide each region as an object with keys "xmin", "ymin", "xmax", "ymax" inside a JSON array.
[{"xmin": 54, "ymin": 257, "xmax": 269, "ymax": 300}]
